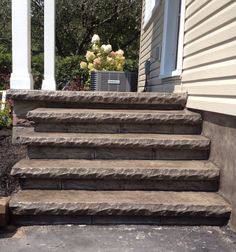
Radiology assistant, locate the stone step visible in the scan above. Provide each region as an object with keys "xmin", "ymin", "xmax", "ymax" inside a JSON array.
[
  {"xmin": 16, "ymin": 132, "xmax": 210, "ymax": 160},
  {"xmin": 27, "ymin": 108, "xmax": 202, "ymax": 134},
  {"xmin": 9, "ymin": 190, "xmax": 231, "ymax": 225},
  {"xmin": 15, "ymin": 132, "xmax": 210, "ymax": 149},
  {"xmin": 12, "ymin": 159, "xmax": 219, "ymax": 191},
  {"xmin": 7, "ymin": 90, "xmax": 187, "ymax": 110}
]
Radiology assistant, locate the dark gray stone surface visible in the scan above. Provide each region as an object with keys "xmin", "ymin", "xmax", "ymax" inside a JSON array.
[
  {"xmin": 19, "ymin": 178, "xmax": 218, "ymax": 192},
  {"xmin": 35, "ymin": 122, "xmax": 201, "ymax": 134},
  {"xmin": 27, "ymin": 146, "xmax": 209, "ymax": 160},
  {"xmin": 201, "ymin": 111, "xmax": 236, "ymax": 232},
  {"xmin": 10, "ymin": 215, "xmax": 230, "ymax": 226},
  {"xmin": 0, "ymin": 225, "xmax": 236, "ymax": 252}
]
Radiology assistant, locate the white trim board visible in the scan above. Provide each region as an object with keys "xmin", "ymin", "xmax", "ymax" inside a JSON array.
[
  {"xmin": 187, "ymin": 95, "xmax": 236, "ymax": 116},
  {"xmin": 160, "ymin": 0, "xmax": 186, "ymax": 78},
  {"xmin": 143, "ymin": 0, "xmax": 161, "ymax": 29},
  {"xmin": 182, "ymin": 83, "xmax": 236, "ymax": 96}
]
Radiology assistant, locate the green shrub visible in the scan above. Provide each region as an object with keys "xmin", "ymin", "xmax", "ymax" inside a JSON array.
[
  {"xmin": 0, "ymin": 47, "xmax": 11, "ymax": 90},
  {"xmin": 31, "ymin": 54, "xmax": 90, "ymax": 90},
  {"xmin": 56, "ymin": 55, "xmax": 89, "ymax": 90},
  {"xmin": 32, "ymin": 54, "xmax": 44, "ymax": 89},
  {"xmin": 0, "ymin": 51, "xmax": 11, "ymax": 73},
  {"xmin": 124, "ymin": 58, "xmax": 139, "ymax": 72},
  {"xmin": 0, "ymin": 50, "xmax": 138, "ymax": 91}
]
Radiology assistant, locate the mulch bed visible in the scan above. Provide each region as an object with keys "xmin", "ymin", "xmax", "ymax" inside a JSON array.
[{"xmin": 0, "ymin": 129, "xmax": 26, "ymax": 196}]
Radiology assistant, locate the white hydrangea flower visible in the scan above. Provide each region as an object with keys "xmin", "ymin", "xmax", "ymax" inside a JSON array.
[
  {"xmin": 105, "ymin": 44, "xmax": 112, "ymax": 53},
  {"xmin": 86, "ymin": 51, "xmax": 96, "ymax": 62},
  {"xmin": 101, "ymin": 44, "xmax": 112, "ymax": 53},
  {"xmin": 91, "ymin": 34, "xmax": 100, "ymax": 44},
  {"xmin": 116, "ymin": 49, "xmax": 124, "ymax": 56}
]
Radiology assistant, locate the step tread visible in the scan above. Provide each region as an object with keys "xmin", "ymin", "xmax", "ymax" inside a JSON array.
[
  {"xmin": 10, "ymin": 190, "xmax": 231, "ymax": 216},
  {"xmin": 12, "ymin": 159, "xmax": 219, "ymax": 180},
  {"xmin": 15, "ymin": 132, "xmax": 210, "ymax": 149},
  {"xmin": 27, "ymin": 108, "xmax": 202, "ymax": 124},
  {"xmin": 7, "ymin": 90, "xmax": 187, "ymax": 107}
]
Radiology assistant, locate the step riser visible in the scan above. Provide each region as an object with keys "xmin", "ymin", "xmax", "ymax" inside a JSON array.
[
  {"xmin": 11, "ymin": 215, "xmax": 229, "ymax": 226},
  {"xmin": 19, "ymin": 179, "xmax": 218, "ymax": 191},
  {"xmin": 27, "ymin": 146, "xmax": 209, "ymax": 160},
  {"xmin": 35, "ymin": 123, "xmax": 201, "ymax": 134}
]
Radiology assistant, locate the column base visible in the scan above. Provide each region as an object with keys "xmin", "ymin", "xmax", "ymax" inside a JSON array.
[
  {"xmin": 10, "ymin": 73, "xmax": 33, "ymax": 90},
  {"xmin": 42, "ymin": 79, "xmax": 56, "ymax": 91}
]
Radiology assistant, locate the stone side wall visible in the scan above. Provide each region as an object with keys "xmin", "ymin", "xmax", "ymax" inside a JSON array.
[{"xmin": 201, "ymin": 111, "xmax": 236, "ymax": 232}]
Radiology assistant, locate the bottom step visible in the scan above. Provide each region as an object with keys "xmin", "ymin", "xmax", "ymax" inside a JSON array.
[{"xmin": 9, "ymin": 190, "xmax": 231, "ymax": 225}]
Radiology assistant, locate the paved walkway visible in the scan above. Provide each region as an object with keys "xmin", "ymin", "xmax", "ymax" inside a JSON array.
[{"xmin": 0, "ymin": 225, "xmax": 235, "ymax": 252}]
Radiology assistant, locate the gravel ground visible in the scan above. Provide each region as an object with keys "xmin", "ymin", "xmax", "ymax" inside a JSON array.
[
  {"xmin": 0, "ymin": 225, "xmax": 235, "ymax": 252},
  {"xmin": 0, "ymin": 129, "xmax": 26, "ymax": 196}
]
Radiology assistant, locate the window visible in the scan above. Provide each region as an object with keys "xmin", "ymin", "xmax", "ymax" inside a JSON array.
[
  {"xmin": 144, "ymin": 0, "xmax": 160, "ymax": 26},
  {"xmin": 160, "ymin": 0, "xmax": 185, "ymax": 78}
]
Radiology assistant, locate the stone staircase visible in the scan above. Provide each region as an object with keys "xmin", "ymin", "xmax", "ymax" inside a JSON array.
[{"xmin": 7, "ymin": 90, "xmax": 231, "ymax": 225}]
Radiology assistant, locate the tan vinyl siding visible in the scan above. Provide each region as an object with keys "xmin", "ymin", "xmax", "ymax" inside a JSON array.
[
  {"xmin": 182, "ymin": 0, "xmax": 236, "ymax": 115},
  {"xmin": 138, "ymin": 1, "xmax": 164, "ymax": 91}
]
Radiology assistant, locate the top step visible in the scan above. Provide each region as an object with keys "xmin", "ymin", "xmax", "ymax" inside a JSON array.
[{"xmin": 7, "ymin": 90, "xmax": 187, "ymax": 110}]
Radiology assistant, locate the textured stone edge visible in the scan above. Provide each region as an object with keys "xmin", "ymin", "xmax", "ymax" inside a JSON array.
[
  {"xmin": 10, "ymin": 201, "xmax": 231, "ymax": 217},
  {"xmin": 7, "ymin": 90, "xmax": 187, "ymax": 107},
  {"xmin": 14, "ymin": 134, "xmax": 210, "ymax": 150},
  {"xmin": 9, "ymin": 191, "xmax": 231, "ymax": 217},
  {"xmin": 11, "ymin": 163, "xmax": 219, "ymax": 180},
  {"xmin": 27, "ymin": 109, "xmax": 202, "ymax": 125}
]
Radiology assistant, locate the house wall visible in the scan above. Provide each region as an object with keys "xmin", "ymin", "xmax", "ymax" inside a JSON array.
[
  {"xmin": 138, "ymin": 0, "xmax": 236, "ymax": 116},
  {"xmin": 182, "ymin": 0, "xmax": 236, "ymax": 116},
  {"xmin": 138, "ymin": 1, "xmax": 167, "ymax": 92},
  {"xmin": 138, "ymin": 0, "xmax": 183, "ymax": 92}
]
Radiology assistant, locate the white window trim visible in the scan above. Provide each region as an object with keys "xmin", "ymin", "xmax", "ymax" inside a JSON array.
[
  {"xmin": 159, "ymin": 0, "xmax": 186, "ymax": 79},
  {"xmin": 143, "ymin": 0, "xmax": 161, "ymax": 29}
]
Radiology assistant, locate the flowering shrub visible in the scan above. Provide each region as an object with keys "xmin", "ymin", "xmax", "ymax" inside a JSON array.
[{"xmin": 80, "ymin": 34, "xmax": 126, "ymax": 72}]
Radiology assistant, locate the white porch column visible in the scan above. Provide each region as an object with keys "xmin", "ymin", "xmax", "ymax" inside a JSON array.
[
  {"xmin": 42, "ymin": 0, "xmax": 56, "ymax": 90},
  {"xmin": 10, "ymin": 0, "xmax": 33, "ymax": 90}
]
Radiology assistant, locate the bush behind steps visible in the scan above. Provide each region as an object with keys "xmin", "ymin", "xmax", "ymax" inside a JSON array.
[{"xmin": 0, "ymin": 52, "xmax": 138, "ymax": 90}]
